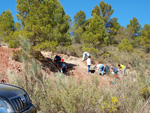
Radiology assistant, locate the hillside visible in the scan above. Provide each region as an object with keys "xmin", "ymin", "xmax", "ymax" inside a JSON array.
[
  {"xmin": 41, "ymin": 51, "xmax": 115, "ymax": 86},
  {"xmin": 1, "ymin": 46, "xmax": 150, "ymax": 113},
  {"xmin": 0, "ymin": 47, "xmax": 21, "ymax": 80},
  {"xmin": 0, "ymin": 46, "xmax": 114, "ymax": 86}
]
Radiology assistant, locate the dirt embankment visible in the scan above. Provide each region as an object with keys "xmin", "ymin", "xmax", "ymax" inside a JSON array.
[
  {"xmin": 0, "ymin": 47, "xmax": 21, "ymax": 77},
  {"xmin": 41, "ymin": 51, "xmax": 113, "ymax": 86},
  {"xmin": 0, "ymin": 47, "xmax": 113, "ymax": 86}
]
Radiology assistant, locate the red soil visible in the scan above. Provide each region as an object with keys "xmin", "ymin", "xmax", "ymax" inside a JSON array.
[
  {"xmin": 0, "ymin": 47, "xmax": 113, "ymax": 86},
  {"xmin": 0, "ymin": 47, "xmax": 21, "ymax": 78}
]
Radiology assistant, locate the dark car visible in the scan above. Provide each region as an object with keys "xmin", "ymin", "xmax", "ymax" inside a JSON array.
[{"xmin": 0, "ymin": 83, "xmax": 36, "ymax": 113}]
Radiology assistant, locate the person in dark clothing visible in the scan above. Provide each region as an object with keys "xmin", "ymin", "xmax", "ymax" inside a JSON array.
[
  {"xmin": 60, "ymin": 59, "xmax": 67, "ymax": 74},
  {"xmin": 111, "ymin": 66, "xmax": 119, "ymax": 75},
  {"xmin": 54, "ymin": 55, "xmax": 61, "ymax": 67},
  {"xmin": 104, "ymin": 65, "xmax": 110, "ymax": 73}
]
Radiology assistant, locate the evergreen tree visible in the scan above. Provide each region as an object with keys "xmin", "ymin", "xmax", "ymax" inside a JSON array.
[
  {"xmin": 91, "ymin": 1, "xmax": 114, "ymax": 27},
  {"xmin": 140, "ymin": 24, "xmax": 150, "ymax": 53},
  {"xmin": 82, "ymin": 14, "xmax": 107, "ymax": 49},
  {"xmin": 16, "ymin": 0, "xmax": 71, "ymax": 50},
  {"xmin": 3, "ymin": 20, "xmax": 22, "ymax": 48},
  {"xmin": 72, "ymin": 10, "xmax": 86, "ymax": 43},
  {"xmin": 0, "ymin": 9, "xmax": 14, "ymax": 41},
  {"xmin": 91, "ymin": 1, "xmax": 120, "ymax": 44},
  {"xmin": 126, "ymin": 17, "xmax": 142, "ymax": 47},
  {"xmin": 113, "ymin": 27, "xmax": 126, "ymax": 44},
  {"xmin": 114, "ymin": 26, "xmax": 135, "ymax": 45},
  {"xmin": 108, "ymin": 17, "xmax": 121, "ymax": 44},
  {"xmin": 127, "ymin": 17, "xmax": 142, "ymax": 37}
]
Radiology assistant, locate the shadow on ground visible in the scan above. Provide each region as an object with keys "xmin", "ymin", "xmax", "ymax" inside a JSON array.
[
  {"xmin": 90, "ymin": 70, "xmax": 95, "ymax": 73},
  {"xmin": 34, "ymin": 52, "xmax": 77, "ymax": 75}
]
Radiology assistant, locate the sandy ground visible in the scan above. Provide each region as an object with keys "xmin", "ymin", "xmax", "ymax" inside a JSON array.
[{"xmin": 41, "ymin": 51, "xmax": 113, "ymax": 86}]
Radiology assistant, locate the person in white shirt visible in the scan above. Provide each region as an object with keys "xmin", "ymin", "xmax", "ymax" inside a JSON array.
[
  {"xmin": 94, "ymin": 64, "xmax": 105, "ymax": 75},
  {"xmin": 87, "ymin": 56, "xmax": 91, "ymax": 73},
  {"xmin": 82, "ymin": 52, "xmax": 90, "ymax": 61}
]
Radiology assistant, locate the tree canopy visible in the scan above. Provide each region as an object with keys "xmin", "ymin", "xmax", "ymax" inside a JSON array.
[
  {"xmin": 0, "ymin": 0, "xmax": 150, "ymax": 55},
  {"xmin": 72, "ymin": 10, "xmax": 86, "ymax": 43},
  {"xmin": 82, "ymin": 14, "xmax": 107, "ymax": 49},
  {"xmin": 91, "ymin": 1, "xmax": 120, "ymax": 44},
  {"xmin": 16, "ymin": 0, "xmax": 71, "ymax": 50},
  {"xmin": 127, "ymin": 17, "xmax": 142, "ymax": 37},
  {"xmin": 0, "ymin": 9, "xmax": 14, "ymax": 40},
  {"xmin": 140, "ymin": 24, "xmax": 150, "ymax": 53}
]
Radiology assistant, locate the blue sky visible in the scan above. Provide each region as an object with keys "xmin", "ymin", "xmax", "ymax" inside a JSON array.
[{"xmin": 0, "ymin": 0, "xmax": 150, "ymax": 27}]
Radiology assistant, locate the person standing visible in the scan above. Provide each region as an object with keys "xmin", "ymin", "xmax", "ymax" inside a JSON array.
[
  {"xmin": 118, "ymin": 64, "xmax": 126, "ymax": 75},
  {"xmin": 95, "ymin": 64, "xmax": 105, "ymax": 75},
  {"xmin": 82, "ymin": 52, "xmax": 90, "ymax": 61},
  {"xmin": 87, "ymin": 56, "xmax": 91, "ymax": 73}
]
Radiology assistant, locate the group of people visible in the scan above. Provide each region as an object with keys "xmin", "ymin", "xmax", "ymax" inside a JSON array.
[
  {"xmin": 82, "ymin": 52, "xmax": 126, "ymax": 76},
  {"xmin": 54, "ymin": 55, "xmax": 67, "ymax": 74},
  {"xmin": 54, "ymin": 52, "xmax": 126, "ymax": 77},
  {"xmin": 111, "ymin": 64, "xmax": 126, "ymax": 75}
]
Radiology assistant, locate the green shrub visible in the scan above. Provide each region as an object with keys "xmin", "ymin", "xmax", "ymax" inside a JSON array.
[
  {"xmin": 56, "ymin": 44, "xmax": 83, "ymax": 57},
  {"xmin": 33, "ymin": 40, "xmax": 58, "ymax": 53},
  {"xmin": 8, "ymin": 40, "xmax": 19, "ymax": 48},
  {"xmin": 66, "ymin": 46, "xmax": 78, "ymax": 56},
  {"xmin": 12, "ymin": 50, "xmax": 22, "ymax": 62},
  {"xmin": 118, "ymin": 38, "xmax": 133, "ymax": 52},
  {"xmin": 7, "ymin": 66, "xmax": 149, "ymax": 113}
]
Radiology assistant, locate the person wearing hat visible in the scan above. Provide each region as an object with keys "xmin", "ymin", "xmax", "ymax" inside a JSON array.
[
  {"xmin": 60, "ymin": 59, "xmax": 67, "ymax": 74},
  {"xmin": 111, "ymin": 66, "xmax": 119, "ymax": 75}
]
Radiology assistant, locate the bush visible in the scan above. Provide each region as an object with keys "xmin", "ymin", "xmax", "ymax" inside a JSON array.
[
  {"xmin": 56, "ymin": 44, "xmax": 83, "ymax": 57},
  {"xmin": 118, "ymin": 38, "xmax": 133, "ymax": 52},
  {"xmin": 12, "ymin": 50, "xmax": 22, "ymax": 62},
  {"xmin": 33, "ymin": 40, "xmax": 58, "ymax": 53},
  {"xmin": 7, "ymin": 63, "xmax": 149, "ymax": 113}
]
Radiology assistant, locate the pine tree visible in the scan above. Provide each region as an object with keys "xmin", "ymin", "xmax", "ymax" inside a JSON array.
[
  {"xmin": 126, "ymin": 17, "xmax": 142, "ymax": 47},
  {"xmin": 108, "ymin": 17, "xmax": 121, "ymax": 42},
  {"xmin": 91, "ymin": 1, "xmax": 114, "ymax": 27},
  {"xmin": 91, "ymin": 1, "xmax": 120, "ymax": 44},
  {"xmin": 0, "ymin": 9, "xmax": 15, "ymax": 41},
  {"xmin": 16, "ymin": 0, "xmax": 71, "ymax": 50},
  {"xmin": 72, "ymin": 10, "xmax": 86, "ymax": 43},
  {"xmin": 140, "ymin": 24, "xmax": 150, "ymax": 53},
  {"xmin": 114, "ymin": 26, "xmax": 135, "ymax": 45},
  {"xmin": 82, "ymin": 14, "xmax": 107, "ymax": 49},
  {"xmin": 127, "ymin": 17, "xmax": 142, "ymax": 37}
]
